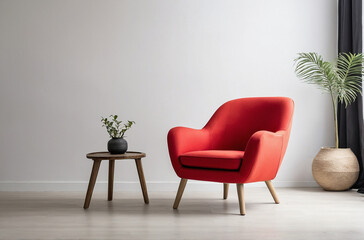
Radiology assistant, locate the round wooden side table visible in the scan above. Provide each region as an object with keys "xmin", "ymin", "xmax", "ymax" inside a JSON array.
[{"xmin": 83, "ymin": 151, "xmax": 149, "ymax": 209}]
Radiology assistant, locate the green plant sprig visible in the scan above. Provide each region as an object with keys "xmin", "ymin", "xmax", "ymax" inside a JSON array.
[
  {"xmin": 101, "ymin": 115, "xmax": 135, "ymax": 138},
  {"xmin": 294, "ymin": 52, "xmax": 363, "ymax": 148}
]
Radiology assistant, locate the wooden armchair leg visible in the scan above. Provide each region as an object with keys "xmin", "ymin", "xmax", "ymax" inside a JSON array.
[
  {"xmin": 236, "ymin": 183, "xmax": 246, "ymax": 215},
  {"xmin": 173, "ymin": 178, "xmax": 188, "ymax": 209},
  {"xmin": 223, "ymin": 183, "xmax": 229, "ymax": 199},
  {"xmin": 265, "ymin": 180, "xmax": 280, "ymax": 204}
]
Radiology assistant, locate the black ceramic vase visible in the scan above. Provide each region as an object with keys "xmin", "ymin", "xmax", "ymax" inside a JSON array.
[{"xmin": 108, "ymin": 137, "xmax": 128, "ymax": 154}]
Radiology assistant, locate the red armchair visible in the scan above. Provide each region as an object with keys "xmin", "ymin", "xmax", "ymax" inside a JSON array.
[{"xmin": 167, "ymin": 97, "xmax": 294, "ymax": 215}]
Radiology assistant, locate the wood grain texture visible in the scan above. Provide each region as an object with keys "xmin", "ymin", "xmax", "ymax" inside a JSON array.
[
  {"xmin": 173, "ymin": 178, "xmax": 188, "ymax": 209},
  {"xmin": 236, "ymin": 183, "xmax": 245, "ymax": 215},
  {"xmin": 108, "ymin": 160, "xmax": 115, "ymax": 201},
  {"xmin": 83, "ymin": 160, "xmax": 101, "ymax": 209},
  {"xmin": 265, "ymin": 180, "xmax": 280, "ymax": 204},
  {"xmin": 87, "ymin": 151, "xmax": 146, "ymax": 160},
  {"xmin": 2, "ymin": 189, "xmax": 364, "ymax": 240},
  {"xmin": 135, "ymin": 158, "xmax": 149, "ymax": 204},
  {"xmin": 84, "ymin": 152, "xmax": 149, "ymax": 208}
]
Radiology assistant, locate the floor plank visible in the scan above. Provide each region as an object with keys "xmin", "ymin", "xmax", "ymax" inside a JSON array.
[{"xmin": 0, "ymin": 188, "xmax": 363, "ymax": 240}]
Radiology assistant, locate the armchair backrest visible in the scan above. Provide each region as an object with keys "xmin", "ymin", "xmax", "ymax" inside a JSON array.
[{"xmin": 204, "ymin": 97, "xmax": 294, "ymax": 150}]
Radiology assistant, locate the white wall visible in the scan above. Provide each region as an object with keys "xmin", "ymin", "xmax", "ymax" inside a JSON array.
[{"xmin": 0, "ymin": 0, "xmax": 337, "ymax": 191}]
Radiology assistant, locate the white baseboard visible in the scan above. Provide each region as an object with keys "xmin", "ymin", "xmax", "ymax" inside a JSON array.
[{"xmin": 0, "ymin": 180, "xmax": 318, "ymax": 191}]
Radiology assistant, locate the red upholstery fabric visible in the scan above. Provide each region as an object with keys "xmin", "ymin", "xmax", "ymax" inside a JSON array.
[
  {"xmin": 167, "ymin": 97, "xmax": 294, "ymax": 184},
  {"xmin": 180, "ymin": 150, "xmax": 244, "ymax": 170}
]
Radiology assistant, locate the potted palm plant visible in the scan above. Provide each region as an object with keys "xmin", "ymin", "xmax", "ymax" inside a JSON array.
[
  {"xmin": 101, "ymin": 115, "xmax": 135, "ymax": 154},
  {"xmin": 294, "ymin": 52, "xmax": 362, "ymax": 190}
]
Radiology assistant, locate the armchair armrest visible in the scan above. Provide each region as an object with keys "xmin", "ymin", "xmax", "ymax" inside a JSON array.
[
  {"xmin": 241, "ymin": 130, "xmax": 286, "ymax": 183},
  {"xmin": 167, "ymin": 127, "xmax": 210, "ymax": 174}
]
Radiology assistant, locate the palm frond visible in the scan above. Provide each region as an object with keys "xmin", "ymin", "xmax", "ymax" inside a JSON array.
[
  {"xmin": 295, "ymin": 52, "xmax": 363, "ymax": 148},
  {"xmin": 294, "ymin": 52, "xmax": 338, "ymax": 92},
  {"xmin": 336, "ymin": 53, "xmax": 363, "ymax": 106}
]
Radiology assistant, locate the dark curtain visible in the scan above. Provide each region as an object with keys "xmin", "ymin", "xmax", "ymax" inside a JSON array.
[{"xmin": 338, "ymin": 0, "xmax": 364, "ymax": 192}]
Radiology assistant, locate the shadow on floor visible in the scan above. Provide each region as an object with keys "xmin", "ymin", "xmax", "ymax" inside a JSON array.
[{"xmin": 0, "ymin": 192, "xmax": 279, "ymax": 216}]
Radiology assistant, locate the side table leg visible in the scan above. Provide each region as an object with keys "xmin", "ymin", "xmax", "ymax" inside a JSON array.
[
  {"xmin": 83, "ymin": 160, "xmax": 101, "ymax": 209},
  {"xmin": 108, "ymin": 160, "xmax": 115, "ymax": 201},
  {"xmin": 135, "ymin": 158, "xmax": 149, "ymax": 204}
]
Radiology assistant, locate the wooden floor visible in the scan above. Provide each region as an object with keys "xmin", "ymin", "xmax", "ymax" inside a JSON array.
[{"xmin": 0, "ymin": 188, "xmax": 363, "ymax": 240}]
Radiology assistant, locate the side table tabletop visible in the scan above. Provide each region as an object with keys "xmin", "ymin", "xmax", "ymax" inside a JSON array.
[{"xmin": 83, "ymin": 151, "xmax": 149, "ymax": 209}]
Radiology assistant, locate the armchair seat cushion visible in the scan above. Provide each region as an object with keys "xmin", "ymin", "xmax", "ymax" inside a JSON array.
[{"xmin": 180, "ymin": 150, "xmax": 244, "ymax": 170}]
